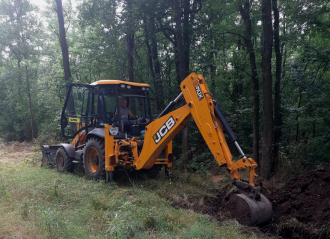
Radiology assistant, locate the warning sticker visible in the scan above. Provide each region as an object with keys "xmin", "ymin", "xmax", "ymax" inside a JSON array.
[{"xmin": 68, "ymin": 117, "xmax": 80, "ymax": 123}]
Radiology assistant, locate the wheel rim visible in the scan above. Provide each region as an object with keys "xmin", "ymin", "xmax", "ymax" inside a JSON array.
[{"xmin": 88, "ymin": 147, "xmax": 99, "ymax": 173}]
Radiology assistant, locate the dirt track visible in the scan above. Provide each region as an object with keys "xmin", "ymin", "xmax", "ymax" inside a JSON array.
[{"xmin": 0, "ymin": 140, "xmax": 35, "ymax": 163}]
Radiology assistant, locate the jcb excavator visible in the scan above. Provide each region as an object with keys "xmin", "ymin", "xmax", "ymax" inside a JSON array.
[{"xmin": 41, "ymin": 73, "xmax": 272, "ymax": 225}]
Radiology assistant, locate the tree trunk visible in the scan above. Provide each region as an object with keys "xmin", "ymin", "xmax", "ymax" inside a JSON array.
[
  {"xmin": 183, "ymin": 0, "xmax": 190, "ymax": 76},
  {"xmin": 281, "ymin": 12, "xmax": 287, "ymax": 83},
  {"xmin": 209, "ymin": 31, "xmax": 216, "ymax": 91},
  {"xmin": 173, "ymin": 0, "xmax": 185, "ymax": 82},
  {"xmin": 296, "ymin": 91, "xmax": 302, "ymax": 141},
  {"xmin": 173, "ymin": 0, "xmax": 189, "ymax": 161},
  {"xmin": 143, "ymin": 11, "xmax": 165, "ymax": 111},
  {"xmin": 15, "ymin": 3, "xmax": 22, "ymax": 99},
  {"xmin": 143, "ymin": 16, "xmax": 155, "ymax": 80},
  {"xmin": 126, "ymin": 0, "xmax": 136, "ymax": 113},
  {"xmin": 55, "ymin": 0, "xmax": 71, "ymax": 85},
  {"xmin": 238, "ymin": 0, "xmax": 260, "ymax": 164},
  {"xmin": 25, "ymin": 65, "xmax": 35, "ymax": 139},
  {"xmin": 127, "ymin": 32, "xmax": 135, "ymax": 83},
  {"xmin": 272, "ymin": 0, "xmax": 282, "ymax": 172},
  {"xmin": 150, "ymin": 13, "xmax": 165, "ymax": 110},
  {"xmin": 173, "ymin": 38, "xmax": 181, "ymax": 85},
  {"xmin": 261, "ymin": 0, "xmax": 273, "ymax": 179},
  {"xmin": 126, "ymin": 0, "xmax": 135, "ymax": 83},
  {"xmin": 17, "ymin": 58, "xmax": 22, "ymax": 97}
]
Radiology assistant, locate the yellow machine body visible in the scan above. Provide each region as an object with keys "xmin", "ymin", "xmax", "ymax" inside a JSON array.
[
  {"xmin": 97, "ymin": 73, "xmax": 257, "ymax": 186},
  {"xmin": 42, "ymin": 72, "xmax": 271, "ymax": 226}
]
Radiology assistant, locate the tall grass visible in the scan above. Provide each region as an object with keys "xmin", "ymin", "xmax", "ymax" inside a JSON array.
[{"xmin": 0, "ymin": 153, "xmax": 261, "ymax": 239}]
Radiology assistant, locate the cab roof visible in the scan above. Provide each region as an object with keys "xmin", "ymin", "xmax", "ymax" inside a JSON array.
[{"xmin": 90, "ymin": 80, "xmax": 150, "ymax": 88}]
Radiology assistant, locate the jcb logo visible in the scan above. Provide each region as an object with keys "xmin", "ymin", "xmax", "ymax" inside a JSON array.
[
  {"xmin": 153, "ymin": 116, "xmax": 176, "ymax": 144},
  {"xmin": 193, "ymin": 81, "xmax": 204, "ymax": 100}
]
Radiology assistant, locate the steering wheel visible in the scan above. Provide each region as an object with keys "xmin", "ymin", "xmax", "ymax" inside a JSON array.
[{"xmin": 137, "ymin": 117, "xmax": 147, "ymax": 124}]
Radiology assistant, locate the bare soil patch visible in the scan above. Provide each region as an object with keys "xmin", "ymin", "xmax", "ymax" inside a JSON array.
[
  {"xmin": 166, "ymin": 187, "xmax": 268, "ymax": 238},
  {"xmin": 0, "ymin": 140, "xmax": 35, "ymax": 163},
  {"xmin": 263, "ymin": 167, "xmax": 330, "ymax": 238},
  {"xmin": 167, "ymin": 167, "xmax": 330, "ymax": 239}
]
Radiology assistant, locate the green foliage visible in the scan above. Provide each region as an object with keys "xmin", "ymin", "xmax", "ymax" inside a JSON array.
[
  {"xmin": 188, "ymin": 151, "xmax": 216, "ymax": 174},
  {"xmin": 0, "ymin": 0, "xmax": 329, "ymax": 174}
]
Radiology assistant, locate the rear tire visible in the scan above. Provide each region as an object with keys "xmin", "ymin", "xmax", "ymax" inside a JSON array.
[
  {"xmin": 55, "ymin": 147, "xmax": 75, "ymax": 173},
  {"xmin": 83, "ymin": 137, "xmax": 105, "ymax": 180}
]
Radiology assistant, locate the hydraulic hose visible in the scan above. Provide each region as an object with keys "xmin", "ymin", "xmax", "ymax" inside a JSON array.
[
  {"xmin": 213, "ymin": 101, "xmax": 237, "ymax": 142},
  {"xmin": 157, "ymin": 92, "xmax": 183, "ymax": 119},
  {"xmin": 213, "ymin": 100, "xmax": 247, "ymax": 158}
]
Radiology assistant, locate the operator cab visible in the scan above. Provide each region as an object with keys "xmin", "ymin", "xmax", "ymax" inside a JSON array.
[{"xmin": 60, "ymin": 80, "xmax": 152, "ymax": 140}]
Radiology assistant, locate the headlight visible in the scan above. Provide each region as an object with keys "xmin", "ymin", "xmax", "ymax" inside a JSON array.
[
  {"xmin": 120, "ymin": 84, "xmax": 125, "ymax": 88},
  {"xmin": 109, "ymin": 127, "xmax": 119, "ymax": 135}
]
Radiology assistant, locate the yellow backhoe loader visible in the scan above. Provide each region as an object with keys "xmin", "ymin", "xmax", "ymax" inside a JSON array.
[{"xmin": 41, "ymin": 73, "xmax": 272, "ymax": 225}]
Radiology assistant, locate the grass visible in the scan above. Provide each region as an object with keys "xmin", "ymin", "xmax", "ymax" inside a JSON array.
[{"xmin": 0, "ymin": 150, "xmax": 263, "ymax": 239}]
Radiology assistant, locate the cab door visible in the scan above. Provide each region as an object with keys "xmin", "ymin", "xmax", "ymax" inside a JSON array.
[{"xmin": 61, "ymin": 84, "xmax": 92, "ymax": 138}]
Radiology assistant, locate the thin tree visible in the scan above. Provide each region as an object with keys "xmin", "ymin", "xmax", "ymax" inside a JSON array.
[
  {"xmin": 272, "ymin": 0, "xmax": 282, "ymax": 171},
  {"xmin": 25, "ymin": 65, "xmax": 35, "ymax": 139},
  {"xmin": 126, "ymin": 0, "xmax": 135, "ymax": 84},
  {"xmin": 55, "ymin": 0, "xmax": 71, "ymax": 85},
  {"xmin": 142, "ymin": 1, "xmax": 165, "ymax": 111},
  {"xmin": 125, "ymin": 0, "xmax": 136, "ymax": 113},
  {"xmin": 173, "ymin": 0, "xmax": 189, "ymax": 160},
  {"xmin": 261, "ymin": 0, "xmax": 273, "ymax": 179},
  {"xmin": 238, "ymin": 0, "xmax": 260, "ymax": 164}
]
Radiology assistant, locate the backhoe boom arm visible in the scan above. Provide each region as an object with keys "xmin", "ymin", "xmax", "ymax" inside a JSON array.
[{"xmin": 134, "ymin": 73, "xmax": 258, "ymax": 186}]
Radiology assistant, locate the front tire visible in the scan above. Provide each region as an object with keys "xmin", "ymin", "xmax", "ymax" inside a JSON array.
[
  {"xmin": 83, "ymin": 137, "xmax": 105, "ymax": 180},
  {"xmin": 55, "ymin": 147, "xmax": 75, "ymax": 173}
]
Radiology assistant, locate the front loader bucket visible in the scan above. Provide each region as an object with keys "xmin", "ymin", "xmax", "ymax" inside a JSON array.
[
  {"xmin": 226, "ymin": 180, "xmax": 272, "ymax": 225},
  {"xmin": 41, "ymin": 145, "xmax": 60, "ymax": 167}
]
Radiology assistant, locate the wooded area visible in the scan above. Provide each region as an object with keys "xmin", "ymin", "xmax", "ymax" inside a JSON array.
[{"xmin": 0, "ymin": 0, "xmax": 329, "ymax": 178}]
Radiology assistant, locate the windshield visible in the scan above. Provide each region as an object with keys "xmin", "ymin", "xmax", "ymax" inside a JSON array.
[
  {"xmin": 98, "ymin": 86, "xmax": 152, "ymax": 126},
  {"xmin": 118, "ymin": 86, "xmax": 152, "ymax": 121},
  {"xmin": 119, "ymin": 96, "xmax": 151, "ymax": 120}
]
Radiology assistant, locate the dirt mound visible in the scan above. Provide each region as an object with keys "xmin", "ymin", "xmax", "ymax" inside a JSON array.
[
  {"xmin": 166, "ymin": 191, "xmax": 267, "ymax": 238},
  {"xmin": 166, "ymin": 168, "xmax": 330, "ymax": 238},
  {"xmin": 266, "ymin": 167, "xmax": 330, "ymax": 238},
  {"xmin": 272, "ymin": 167, "xmax": 330, "ymax": 227}
]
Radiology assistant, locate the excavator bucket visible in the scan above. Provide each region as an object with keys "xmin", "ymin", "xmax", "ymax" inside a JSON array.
[
  {"xmin": 226, "ymin": 181, "xmax": 272, "ymax": 225},
  {"xmin": 41, "ymin": 145, "xmax": 60, "ymax": 167}
]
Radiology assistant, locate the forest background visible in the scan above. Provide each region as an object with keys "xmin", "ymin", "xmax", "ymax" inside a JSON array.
[{"xmin": 0, "ymin": 0, "xmax": 329, "ymax": 179}]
